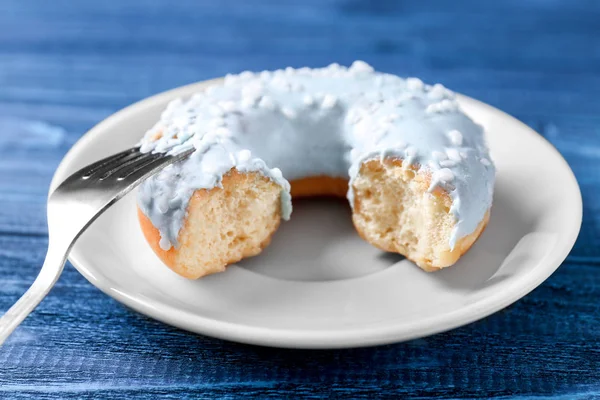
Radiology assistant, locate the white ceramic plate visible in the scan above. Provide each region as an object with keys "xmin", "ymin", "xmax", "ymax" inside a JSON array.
[{"xmin": 51, "ymin": 79, "xmax": 582, "ymax": 349}]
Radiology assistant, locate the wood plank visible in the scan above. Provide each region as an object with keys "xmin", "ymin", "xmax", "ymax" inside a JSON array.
[
  {"xmin": 0, "ymin": 0, "xmax": 599, "ymax": 397},
  {"xmin": 0, "ymin": 233, "xmax": 598, "ymax": 397}
]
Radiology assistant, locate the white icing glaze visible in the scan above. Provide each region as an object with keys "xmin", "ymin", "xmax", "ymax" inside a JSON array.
[{"xmin": 138, "ymin": 61, "xmax": 495, "ymax": 251}]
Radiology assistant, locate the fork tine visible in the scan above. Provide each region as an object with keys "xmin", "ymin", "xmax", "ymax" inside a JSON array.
[
  {"xmin": 98, "ymin": 151, "xmax": 157, "ymax": 180},
  {"xmin": 118, "ymin": 148, "xmax": 194, "ymax": 182},
  {"xmin": 0, "ymin": 144, "xmax": 195, "ymax": 345},
  {"xmin": 81, "ymin": 148, "xmax": 139, "ymax": 179},
  {"xmin": 115, "ymin": 152, "xmax": 164, "ymax": 180}
]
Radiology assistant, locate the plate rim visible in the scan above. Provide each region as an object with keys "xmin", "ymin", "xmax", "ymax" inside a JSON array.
[{"xmin": 51, "ymin": 79, "xmax": 583, "ymax": 349}]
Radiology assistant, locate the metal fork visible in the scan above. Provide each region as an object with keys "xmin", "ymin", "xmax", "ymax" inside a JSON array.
[{"xmin": 0, "ymin": 146, "xmax": 193, "ymax": 345}]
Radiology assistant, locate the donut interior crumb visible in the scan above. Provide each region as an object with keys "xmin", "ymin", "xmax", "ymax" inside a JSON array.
[
  {"xmin": 351, "ymin": 159, "xmax": 460, "ymax": 270},
  {"xmin": 174, "ymin": 170, "xmax": 281, "ymax": 278},
  {"xmin": 139, "ymin": 160, "xmax": 490, "ymax": 279}
]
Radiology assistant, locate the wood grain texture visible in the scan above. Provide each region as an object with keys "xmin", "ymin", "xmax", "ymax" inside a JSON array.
[{"xmin": 0, "ymin": 0, "xmax": 599, "ymax": 398}]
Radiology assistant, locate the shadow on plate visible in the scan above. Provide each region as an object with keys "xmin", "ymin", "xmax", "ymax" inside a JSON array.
[
  {"xmin": 237, "ymin": 179, "xmax": 537, "ymax": 290},
  {"xmin": 431, "ymin": 180, "xmax": 537, "ymax": 291},
  {"xmin": 237, "ymin": 197, "xmax": 396, "ymax": 282}
]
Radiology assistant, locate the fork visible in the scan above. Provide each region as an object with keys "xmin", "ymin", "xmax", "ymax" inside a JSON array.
[{"xmin": 0, "ymin": 145, "xmax": 193, "ymax": 345}]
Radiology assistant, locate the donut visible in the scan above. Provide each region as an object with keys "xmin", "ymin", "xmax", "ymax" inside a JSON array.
[{"xmin": 137, "ymin": 61, "xmax": 495, "ymax": 279}]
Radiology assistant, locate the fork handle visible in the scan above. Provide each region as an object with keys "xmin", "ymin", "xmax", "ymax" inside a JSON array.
[{"xmin": 0, "ymin": 242, "xmax": 68, "ymax": 345}]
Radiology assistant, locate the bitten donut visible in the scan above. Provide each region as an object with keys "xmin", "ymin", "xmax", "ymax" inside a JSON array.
[{"xmin": 137, "ymin": 61, "xmax": 495, "ymax": 279}]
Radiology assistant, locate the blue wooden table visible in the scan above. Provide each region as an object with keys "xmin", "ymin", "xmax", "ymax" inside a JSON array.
[{"xmin": 1, "ymin": 0, "xmax": 599, "ymax": 398}]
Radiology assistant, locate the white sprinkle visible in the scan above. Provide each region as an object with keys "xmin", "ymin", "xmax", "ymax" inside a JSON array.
[
  {"xmin": 270, "ymin": 167, "xmax": 283, "ymax": 180},
  {"xmin": 480, "ymin": 158, "xmax": 491, "ymax": 166},
  {"xmin": 241, "ymin": 97, "xmax": 256, "ymax": 109},
  {"xmin": 425, "ymin": 103, "xmax": 439, "ymax": 114},
  {"xmin": 159, "ymin": 236, "xmax": 171, "ymax": 250},
  {"xmin": 439, "ymin": 160, "xmax": 457, "ymax": 168},
  {"xmin": 447, "ymin": 129, "xmax": 463, "ymax": 146},
  {"xmin": 259, "ymin": 96, "xmax": 276, "ymax": 110},
  {"xmin": 271, "ymin": 75, "xmax": 288, "ymax": 87},
  {"xmin": 349, "ymin": 60, "xmax": 374, "ymax": 73},
  {"xmin": 218, "ymin": 101, "xmax": 237, "ymax": 113},
  {"xmin": 239, "ymin": 71, "xmax": 254, "ymax": 80},
  {"xmin": 224, "ymin": 74, "xmax": 238, "ymax": 86},
  {"xmin": 190, "ymin": 94, "xmax": 205, "ymax": 104},
  {"xmin": 242, "ymin": 82, "xmax": 264, "ymax": 99},
  {"xmin": 259, "ymin": 70, "xmax": 272, "ymax": 80},
  {"xmin": 303, "ymin": 95, "xmax": 314, "ymax": 106},
  {"xmin": 281, "ymin": 107, "xmax": 297, "ymax": 119},
  {"xmin": 285, "ymin": 66, "xmax": 295, "ymax": 75},
  {"xmin": 444, "ymin": 87, "xmax": 455, "ymax": 98},
  {"xmin": 394, "ymin": 140, "xmax": 407, "ymax": 149},
  {"xmin": 140, "ymin": 142, "xmax": 155, "ymax": 153},
  {"xmin": 426, "ymin": 99, "xmax": 458, "ymax": 114},
  {"xmin": 154, "ymin": 141, "xmax": 169, "ymax": 152},
  {"xmin": 446, "ymin": 148, "xmax": 462, "ymax": 162},
  {"xmin": 406, "ymin": 77, "xmax": 424, "ymax": 91},
  {"xmin": 202, "ymin": 161, "xmax": 222, "ymax": 176},
  {"xmin": 394, "ymin": 92, "xmax": 415, "ymax": 106},
  {"xmin": 404, "ymin": 147, "xmax": 418, "ymax": 166},
  {"xmin": 435, "ymin": 168, "xmax": 455, "ymax": 182},
  {"xmin": 428, "ymin": 168, "xmax": 455, "ymax": 193},
  {"xmin": 237, "ymin": 149, "xmax": 252, "ymax": 163},
  {"xmin": 460, "ymin": 151, "xmax": 469, "ymax": 159},
  {"xmin": 164, "ymin": 98, "xmax": 183, "ymax": 112},
  {"xmin": 166, "ymin": 137, "xmax": 181, "ymax": 147},
  {"xmin": 209, "ymin": 105, "xmax": 225, "ymax": 117},
  {"xmin": 321, "ymin": 94, "xmax": 337, "ymax": 109},
  {"xmin": 428, "ymin": 83, "xmax": 446, "ymax": 99},
  {"xmin": 442, "ymin": 99, "xmax": 458, "ymax": 111},
  {"xmin": 432, "ymin": 151, "xmax": 448, "ymax": 161}
]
